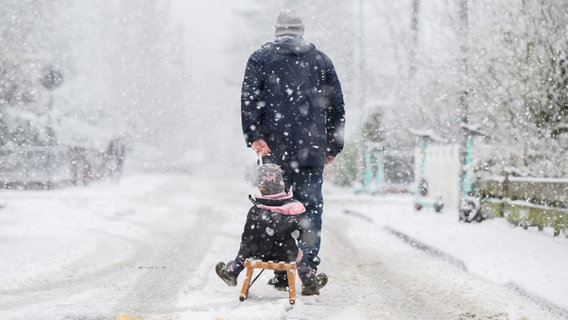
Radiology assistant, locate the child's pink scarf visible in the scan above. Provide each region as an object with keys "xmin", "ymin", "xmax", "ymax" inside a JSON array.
[{"xmin": 254, "ymin": 190, "xmax": 306, "ymax": 215}]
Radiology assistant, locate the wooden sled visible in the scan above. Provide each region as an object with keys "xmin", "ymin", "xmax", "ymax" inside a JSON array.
[{"xmin": 239, "ymin": 259, "xmax": 297, "ymax": 305}]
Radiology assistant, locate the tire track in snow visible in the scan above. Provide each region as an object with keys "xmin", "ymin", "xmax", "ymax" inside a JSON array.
[
  {"xmin": 111, "ymin": 204, "xmax": 224, "ymax": 316},
  {"xmin": 384, "ymin": 225, "xmax": 568, "ymax": 319},
  {"xmin": 332, "ymin": 207, "xmax": 563, "ymax": 319},
  {"xmin": 323, "ymin": 212, "xmax": 456, "ymax": 319}
]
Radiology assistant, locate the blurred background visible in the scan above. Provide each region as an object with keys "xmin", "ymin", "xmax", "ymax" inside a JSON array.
[{"xmin": 1, "ymin": 0, "xmax": 567, "ymax": 194}]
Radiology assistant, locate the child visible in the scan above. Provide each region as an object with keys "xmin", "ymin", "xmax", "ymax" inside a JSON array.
[{"xmin": 215, "ymin": 163, "xmax": 328, "ymax": 296}]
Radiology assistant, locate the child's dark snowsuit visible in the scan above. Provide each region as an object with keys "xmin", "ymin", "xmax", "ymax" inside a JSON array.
[
  {"xmin": 226, "ymin": 191, "xmax": 306, "ymax": 278},
  {"xmin": 216, "ymin": 163, "xmax": 327, "ymax": 295}
]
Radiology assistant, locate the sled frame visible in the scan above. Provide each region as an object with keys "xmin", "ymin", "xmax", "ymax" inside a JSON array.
[{"xmin": 239, "ymin": 259, "xmax": 297, "ymax": 305}]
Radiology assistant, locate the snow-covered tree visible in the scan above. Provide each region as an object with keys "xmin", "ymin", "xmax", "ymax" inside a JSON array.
[
  {"xmin": 1, "ymin": 0, "xmax": 190, "ymax": 171},
  {"xmin": 468, "ymin": 0, "xmax": 568, "ymax": 177},
  {"xmin": 0, "ymin": 0, "xmax": 68, "ymax": 146}
]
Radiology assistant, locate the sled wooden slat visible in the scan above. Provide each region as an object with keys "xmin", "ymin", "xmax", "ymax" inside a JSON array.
[{"xmin": 239, "ymin": 259, "xmax": 297, "ymax": 305}]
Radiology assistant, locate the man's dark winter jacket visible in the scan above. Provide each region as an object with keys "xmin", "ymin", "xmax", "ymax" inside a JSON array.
[
  {"xmin": 236, "ymin": 191, "xmax": 306, "ymax": 264},
  {"xmin": 241, "ymin": 35, "xmax": 346, "ymax": 167}
]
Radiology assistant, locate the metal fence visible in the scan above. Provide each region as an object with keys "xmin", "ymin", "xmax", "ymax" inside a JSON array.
[{"xmin": 478, "ymin": 176, "xmax": 568, "ymax": 237}]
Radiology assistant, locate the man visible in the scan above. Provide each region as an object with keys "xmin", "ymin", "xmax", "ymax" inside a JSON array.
[{"xmin": 241, "ymin": 9, "xmax": 345, "ymax": 294}]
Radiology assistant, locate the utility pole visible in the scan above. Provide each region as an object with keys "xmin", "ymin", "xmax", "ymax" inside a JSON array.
[
  {"xmin": 458, "ymin": 0, "xmax": 469, "ymax": 220},
  {"xmin": 355, "ymin": 0, "xmax": 367, "ymax": 187},
  {"xmin": 409, "ymin": 0, "xmax": 420, "ymax": 78},
  {"xmin": 458, "ymin": 0, "xmax": 469, "ymax": 124},
  {"xmin": 408, "ymin": 0, "xmax": 426, "ymax": 124},
  {"xmin": 358, "ymin": 0, "xmax": 366, "ymax": 111}
]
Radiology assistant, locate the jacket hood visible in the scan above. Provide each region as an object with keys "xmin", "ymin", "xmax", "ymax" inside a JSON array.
[{"xmin": 262, "ymin": 35, "xmax": 315, "ymax": 55}]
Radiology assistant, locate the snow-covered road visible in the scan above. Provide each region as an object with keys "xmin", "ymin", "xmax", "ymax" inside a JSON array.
[{"xmin": 0, "ymin": 170, "xmax": 566, "ymax": 320}]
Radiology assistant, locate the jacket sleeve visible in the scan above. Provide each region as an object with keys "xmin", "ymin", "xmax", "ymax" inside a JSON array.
[
  {"xmin": 322, "ymin": 54, "xmax": 346, "ymax": 157},
  {"xmin": 241, "ymin": 50, "xmax": 266, "ymax": 147}
]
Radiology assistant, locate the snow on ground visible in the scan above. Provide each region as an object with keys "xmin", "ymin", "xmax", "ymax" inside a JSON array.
[
  {"xmin": 329, "ymin": 191, "xmax": 568, "ymax": 318},
  {"xmin": 0, "ymin": 169, "xmax": 567, "ymax": 320}
]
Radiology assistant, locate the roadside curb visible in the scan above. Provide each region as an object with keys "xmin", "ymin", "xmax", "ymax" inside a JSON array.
[{"xmin": 383, "ymin": 226, "xmax": 468, "ymax": 271}]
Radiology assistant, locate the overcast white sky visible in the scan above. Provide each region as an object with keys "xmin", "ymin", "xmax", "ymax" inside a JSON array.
[
  {"xmin": 167, "ymin": 0, "xmax": 255, "ymax": 164},
  {"xmin": 169, "ymin": 0, "xmax": 240, "ymax": 70}
]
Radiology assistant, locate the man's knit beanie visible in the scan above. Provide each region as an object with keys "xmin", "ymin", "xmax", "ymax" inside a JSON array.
[
  {"xmin": 257, "ymin": 163, "xmax": 285, "ymax": 195},
  {"xmin": 274, "ymin": 9, "xmax": 305, "ymax": 37}
]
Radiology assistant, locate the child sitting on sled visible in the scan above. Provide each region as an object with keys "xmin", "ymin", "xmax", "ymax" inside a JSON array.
[{"xmin": 215, "ymin": 163, "xmax": 328, "ymax": 296}]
